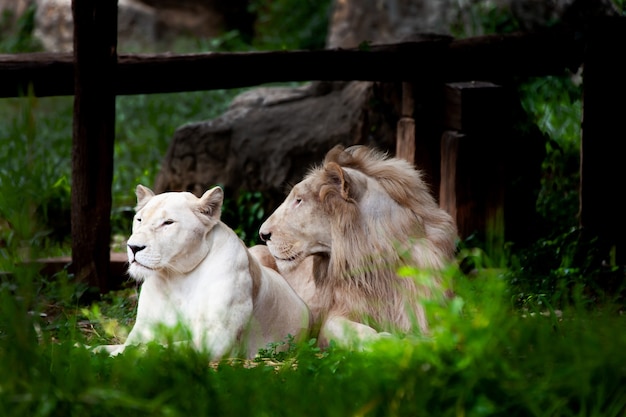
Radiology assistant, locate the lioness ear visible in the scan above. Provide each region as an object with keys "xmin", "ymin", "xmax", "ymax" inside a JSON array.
[
  {"xmin": 197, "ymin": 186, "xmax": 223, "ymax": 220},
  {"xmin": 135, "ymin": 184, "xmax": 155, "ymax": 211}
]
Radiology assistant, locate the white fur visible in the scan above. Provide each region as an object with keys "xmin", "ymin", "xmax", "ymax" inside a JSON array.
[
  {"xmin": 97, "ymin": 185, "xmax": 311, "ymax": 360},
  {"xmin": 254, "ymin": 145, "xmax": 457, "ymax": 350}
]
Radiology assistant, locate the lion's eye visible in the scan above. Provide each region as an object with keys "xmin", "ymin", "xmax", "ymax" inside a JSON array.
[{"xmin": 162, "ymin": 219, "xmax": 174, "ymax": 226}]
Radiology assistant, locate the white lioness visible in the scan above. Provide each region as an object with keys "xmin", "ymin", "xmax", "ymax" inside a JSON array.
[{"xmin": 97, "ymin": 185, "xmax": 311, "ymax": 359}]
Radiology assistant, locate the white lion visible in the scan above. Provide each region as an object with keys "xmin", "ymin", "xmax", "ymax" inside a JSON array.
[
  {"xmin": 97, "ymin": 185, "xmax": 311, "ymax": 359},
  {"xmin": 251, "ymin": 145, "xmax": 457, "ymax": 349}
]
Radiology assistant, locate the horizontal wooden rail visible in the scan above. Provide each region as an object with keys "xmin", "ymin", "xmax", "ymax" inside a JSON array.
[{"xmin": 0, "ymin": 24, "xmax": 584, "ymax": 98}]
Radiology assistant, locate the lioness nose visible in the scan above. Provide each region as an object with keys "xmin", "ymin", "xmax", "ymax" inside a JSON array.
[
  {"xmin": 128, "ymin": 244, "xmax": 146, "ymax": 255},
  {"xmin": 259, "ymin": 232, "xmax": 271, "ymax": 242}
]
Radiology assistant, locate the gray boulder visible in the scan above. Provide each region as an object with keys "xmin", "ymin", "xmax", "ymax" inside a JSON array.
[{"xmin": 154, "ymin": 81, "xmax": 398, "ymax": 206}]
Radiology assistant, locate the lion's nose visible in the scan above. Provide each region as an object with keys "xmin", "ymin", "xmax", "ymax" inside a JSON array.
[
  {"xmin": 128, "ymin": 244, "xmax": 146, "ymax": 255},
  {"xmin": 259, "ymin": 232, "xmax": 271, "ymax": 242}
]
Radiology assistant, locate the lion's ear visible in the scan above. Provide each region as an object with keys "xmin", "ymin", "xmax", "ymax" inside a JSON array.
[
  {"xmin": 135, "ymin": 184, "xmax": 155, "ymax": 211},
  {"xmin": 325, "ymin": 162, "xmax": 350, "ymax": 200},
  {"xmin": 324, "ymin": 162, "xmax": 363, "ymax": 201},
  {"xmin": 197, "ymin": 186, "xmax": 224, "ymax": 220}
]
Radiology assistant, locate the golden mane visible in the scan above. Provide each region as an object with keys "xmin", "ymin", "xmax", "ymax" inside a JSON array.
[{"xmin": 309, "ymin": 145, "xmax": 457, "ymax": 333}]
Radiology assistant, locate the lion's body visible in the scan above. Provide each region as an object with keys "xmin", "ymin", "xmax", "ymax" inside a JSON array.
[
  {"xmin": 254, "ymin": 145, "xmax": 457, "ymax": 347},
  {"xmin": 100, "ymin": 185, "xmax": 311, "ymax": 359}
]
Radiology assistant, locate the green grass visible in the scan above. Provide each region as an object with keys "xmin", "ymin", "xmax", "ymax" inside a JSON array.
[{"xmin": 0, "ymin": 262, "xmax": 624, "ymax": 417}]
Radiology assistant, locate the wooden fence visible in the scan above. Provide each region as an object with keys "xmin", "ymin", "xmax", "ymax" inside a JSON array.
[{"xmin": 1, "ymin": 0, "xmax": 624, "ymax": 293}]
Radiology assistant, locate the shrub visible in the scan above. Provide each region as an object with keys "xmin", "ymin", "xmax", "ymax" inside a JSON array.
[{"xmin": 0, "ymin": 261, "xmax": 624, "ymax": 417}]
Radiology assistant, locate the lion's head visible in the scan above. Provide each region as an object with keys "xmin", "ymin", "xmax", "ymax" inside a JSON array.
[
  {"xmin": 126, "ymin": 184, "xmax": 224, "ymax": 281},
  {"xmin": 259, "ymin": 145, "xmax": 457, "ymax": 334}
]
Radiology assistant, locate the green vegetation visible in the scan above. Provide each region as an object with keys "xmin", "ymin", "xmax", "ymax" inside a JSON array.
[
  {"xmin": 249, "ymin": 0, "xmax": 332, "ymax": 50},
  {"xmin": 0, "ymin": 5, "xmax": 41, "ymax": 53},
  {"xmin": 1, "ymin": 2, "xmax": 625, "ymax": 416},
  {"xmin": 1, "ymin": 259, "xmax": 625, "ymax": 416}
]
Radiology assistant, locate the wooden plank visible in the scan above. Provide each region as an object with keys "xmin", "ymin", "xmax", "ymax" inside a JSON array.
[
  {"xmin": 396, "ymin": 82, "xmax": 415, "ymax": 164},
  {"xmin": 34, "ymin": 253, "xmax": 129, "ymax": 290},
  {"xmin": 439, "ymin": 130, "xmax": 505, "ymax": 243},
  {"xmin": 439, "ymin": 131, "xmax": 487, "ymax": 240},
  {"xmin": 440, "ymin": 80, "xmax": 545, "ymax": 248},
  {"xmin": 443, "ymin": 81, "xmax": 506, "ymax": 132},
  {"xmin": 0, "ymin": 52, "xmax": 74, "ymax": 97},
  {"xmin": 412, "ymin": 80, "xmax": 444, "ymax": 202},
  {"xmin": 71, "ymin": 0, "xmax": 118, "ymax": 295},
  {"xmin": 0, "ymin": 24, "xmax": 584, "ymax": 98},
  {"xmin": 396, "ymin": 117, "xmax": 416, "ymax": 164},
  {"xmin": 444, "ymin": 24, "xmax": 584, "ymax": 82},
  {"xmin": 580, "ymin": 17, "xmax": 626, "ymax": 267},
  {"xmin": 439, "ymin": 131, "xmax": 462, "ymax": 225}
]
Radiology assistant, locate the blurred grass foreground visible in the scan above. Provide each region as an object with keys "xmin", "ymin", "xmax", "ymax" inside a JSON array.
[{"xmin": 0, "ymin": 261, "xmax": 625, "ymax": 417}]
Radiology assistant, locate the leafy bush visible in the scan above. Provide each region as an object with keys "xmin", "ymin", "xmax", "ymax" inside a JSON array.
[
  {"xmin": 0, "ymin": 5, "xmax": 42, "ymax": 53},
  {"xmin": 518, "ymin": 75, "xmax": 582, "ymax": 233},
  {"xmin": 0, "ymin": 95, "xmax": 74, "ymax": 253},
  {"xmin": 450, "ymin": 1, "xmax": 520, "ymax": 37},
  {"xmin": 249, "ymin": 0, "xmax": 332, "ymax": 50},
  {"xmin": 0, "ymin": 261, "xmax": 624, "ymax": 417}
]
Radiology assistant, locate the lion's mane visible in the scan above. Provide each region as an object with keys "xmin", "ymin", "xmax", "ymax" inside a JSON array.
[{"xmin": 309, "ymin": 145, "xmax": 457, "ymax": 333}]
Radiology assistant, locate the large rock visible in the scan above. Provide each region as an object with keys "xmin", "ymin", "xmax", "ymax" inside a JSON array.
[
  {"xmin": 138, "ymin": 0, "xmax": 253, "ymax": 42},
  {"xmin": 325, "ymin": 0, "xmax": 619, "ymax": 48},
  {"xmin": 326, "ymin": 0, "xmax": 457, "ymax": 48},
  {"xmin": 154, "ymin": 81, "xmax": 398, "ymax": 207}
]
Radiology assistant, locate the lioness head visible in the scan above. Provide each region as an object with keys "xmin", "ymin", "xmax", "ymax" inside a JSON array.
[{"xmin": 126, "ymin": 184, "xmax": 224, "ymax": 281}]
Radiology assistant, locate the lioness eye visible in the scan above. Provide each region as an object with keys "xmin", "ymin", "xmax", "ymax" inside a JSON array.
[{"xmin": 163, "ymin": 219, "xmax": 174, "ymax": 226}]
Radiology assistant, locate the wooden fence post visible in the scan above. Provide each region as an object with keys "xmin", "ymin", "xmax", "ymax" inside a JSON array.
[
  {"xmin": 439, "ymin": 82, "xmax": 507, "ymax": 244},
  {"xmin": 71, "ymin": 0, "xmax": 118, "ymax": 295},
  {"xmin": 396, "ymin": 82, "xmax": 416, "ymax": 164}
]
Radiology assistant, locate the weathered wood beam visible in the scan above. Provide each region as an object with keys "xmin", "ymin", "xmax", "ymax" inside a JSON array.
[
  {"xmin": 0, "ymin": 52, "xmax": 74, "ymax": 97},
  {"xmin": 0, "ymin": 24, "xmax": 584, "ymax": 98},
  {"xmin": 439, "ymin": 82, "xmax": 508, "ymax": 241},
  {"xmin": 71, "ymin": 0, "xmax": 118, "ymax": 295},
  {"xmin": 396, "ymin": 82, "xmax": 416, "ymax": 164},
  {"xmin": 444, "ymin": 24, "xmax": 583, "ymax": 81}
]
